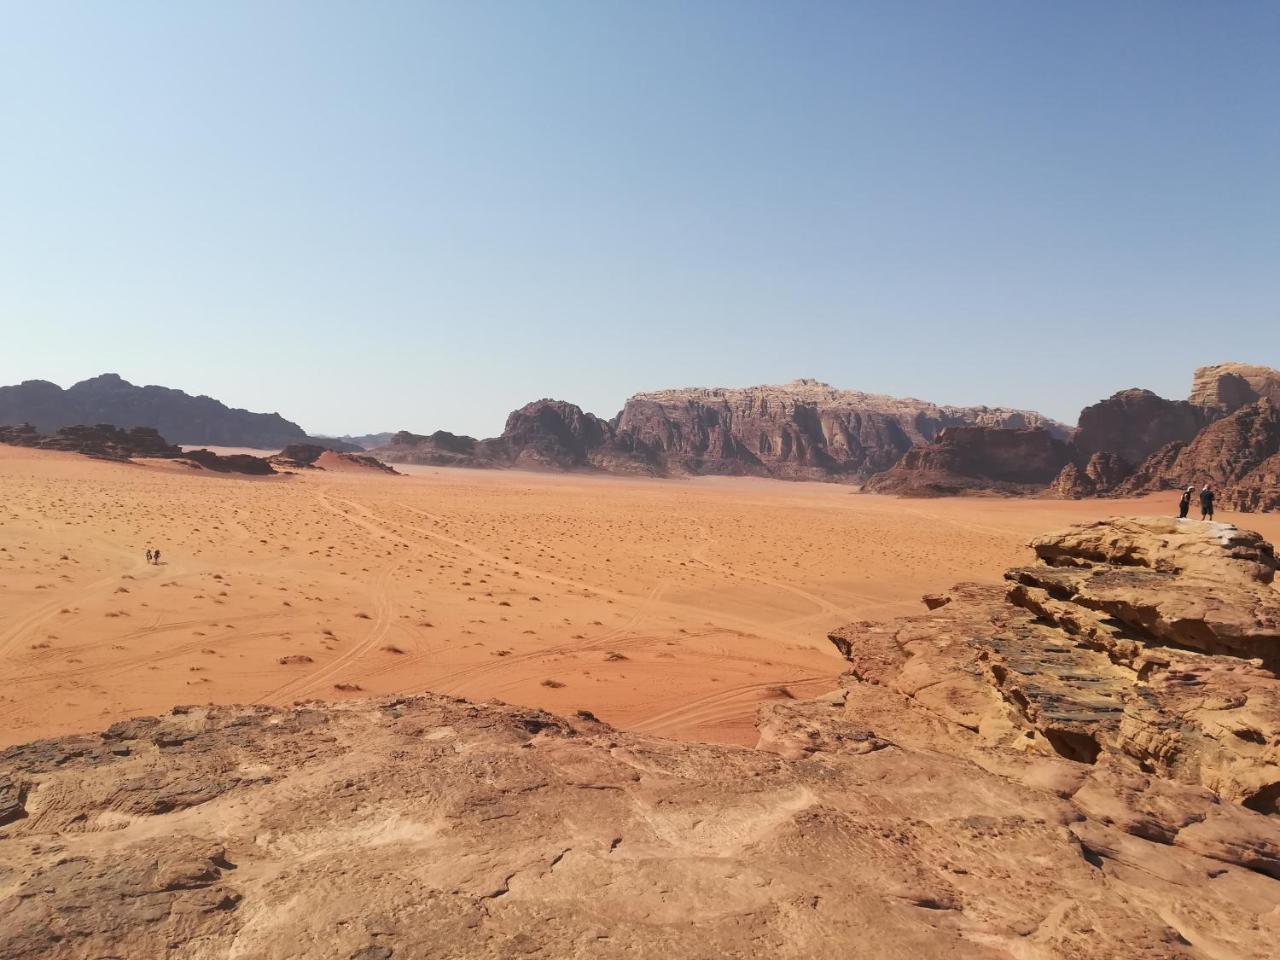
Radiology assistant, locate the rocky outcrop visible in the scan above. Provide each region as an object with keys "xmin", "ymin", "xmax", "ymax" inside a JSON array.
[
  {"xmin": 616, "ymin": 379, "xmax": 1066, "ymax": 481},
  {"xmin": 1048, "ymin": 365, "xmax": 1280, "ymax": 508},
  {"xmin": 271, "ymin": 444, "xmax": 399, "ymax": 474},
  {"xmin": 864, "ymin": 426, "xmax": 1073, "ymax": 496},
  {"xmin": 1190, "ymin": 362, "xmax": 1280, "ymax": 414},
  {"xmin": 376, "ymin": 401, "xmax": 663, "ymax": 475},
  {"xmin": 0, "ymin": 373, "xmax": 313, "ymax": 448},
  {"xmin": 1049, "ymin": 451, "xmax": 1132, "ymax": 498},
  {"xmin": 181, "ymin": 449, "xmax": 276, "ymax": 475},
  {"xmin": 5, "ymin": 518, "xmax": 1280, "ymax": 959},
  {"xmin": 0, "ymin": 423, "xmax": 182, "ymax": 461},
  {"xmin": 1116, "ymin": 400, "xmax": 1280, "ymax": 500},
  {"xmin": 1073, "ymin": 389, "xmax": 1208, "ymax": 466},
  {"xmin": 833, "ymin": 517, "xmax": 1280, "ymax": 799}
]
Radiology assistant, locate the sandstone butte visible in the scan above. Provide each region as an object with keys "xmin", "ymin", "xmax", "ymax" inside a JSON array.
[{"xmin": 3, "ymin": 516, "xmax": 1279, "ymax": 959}]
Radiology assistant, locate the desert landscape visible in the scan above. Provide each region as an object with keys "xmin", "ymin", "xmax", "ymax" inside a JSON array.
[{"xmin": 9, "ymin": 443, "xmax": 1255, "ymax": 750}]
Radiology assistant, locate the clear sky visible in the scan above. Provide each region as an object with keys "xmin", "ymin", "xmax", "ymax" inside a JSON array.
[{"xmin": 2, "ymin": 2, "xmax": 1276, "ymax": 437}]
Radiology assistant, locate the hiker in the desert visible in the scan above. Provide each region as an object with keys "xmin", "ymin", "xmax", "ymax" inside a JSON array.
[
  {"xmin": 1199, "ymin": 484, "xmax": 1215, "ymax": 521},
  {"xmin": 1178, "ymin": 486, "xmax": 1192, "ymax": 519},
  {"xmin": 153, "ymin": 547, "xmax": 162, "ymax": 565},
  {"xmin": 145, "ymin": 548, "xmax": 153, "ymax": 564}
]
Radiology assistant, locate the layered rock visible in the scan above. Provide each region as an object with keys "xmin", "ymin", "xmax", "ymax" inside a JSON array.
[
  {"xmin": 864, "ymin": 426, "xmax": 1073, "ymax": 496},
  {"xmin": 0, "ymin": 373, "xmax": 314, "ymax": 448},
  {"xmin": 832, "ymin": 517, "xmax": 1280, "ymax": 809},
  {"xmin": 1190, "ymin": 362, "xmax": 1280, "ymax": 414},
  {"xmin": 1073, "ymin": 388, "xmax": 1207, "ymax": 466},
  {"xmin": 1116, "ymin": 400, "xmax": 1280, "ymax": 499},
  {"xmin": 617, "ymin": 379, "xmax": 1066, "ymax": 481}
]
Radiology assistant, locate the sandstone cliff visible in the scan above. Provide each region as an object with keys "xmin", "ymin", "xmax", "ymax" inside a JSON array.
[
  {"xmin": 1049, "ymin": 363, "xmax": 1280, "ymax": 509},
  {"xmin": 1189, "ymin": 362, "xmax": 1280, "ymax": 413},
  {"xmin": 864, "ymin": 426, "xmax": 1073, "ymax": 496},
  {"xmin": 617, "ymin": 379, "xmax": 1066, "ymax": 481},
  {"xmin": 4, "ymin": 518, "xmax": 1280, "ymax": 959},
  {"xmin": 0, "ymin": 373, "xmax": 313, "ymax": 449}
]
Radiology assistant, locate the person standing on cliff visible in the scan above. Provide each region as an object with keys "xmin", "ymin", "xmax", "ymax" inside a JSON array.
[
  {"xmin": 1178, "ymin": 487, "xmax": 1192, "ymax": 519},
  {"xmin": 1200, "ymin": 484, "xmax": 1215, "ymax": 521}
]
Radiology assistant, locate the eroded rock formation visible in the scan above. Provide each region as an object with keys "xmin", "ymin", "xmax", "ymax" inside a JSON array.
[
  {"xmin": 181, "ymin": 449, "xmax": 277, "ymax": 475},
  {"xmin": 0, "ymin": 423, "xmax": 182, "ymax": 461},
  {"xmin": 1189, "ymin": 362, "xmax": 1280, "ymax": 414},
  {"xmin": 3, "ymin": 518, "xmax": 1279, "ymax": 958},
  {"xmin": 375, "ymin": 400, "xmax": 663, "ymax": 474},
  {"xmin": 864, "ymin": 426, "xmax": 1073, "ymax": 496},
  {"xmin": 617, "ymin": 379, "xmax": 1065, "ymax": 481}
]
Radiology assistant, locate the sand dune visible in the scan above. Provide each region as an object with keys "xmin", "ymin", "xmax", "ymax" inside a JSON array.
[{"xmin": 3, "ymin": 443, "xmax": 1275, "ymax": 748}]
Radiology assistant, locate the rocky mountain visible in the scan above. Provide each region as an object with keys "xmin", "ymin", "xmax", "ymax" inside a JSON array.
[
  {"xmin": 0, "ymin": 374, "xmax": 312, "ymax": 449},
  {"xmin": 616, "ymin": 379, "xmax": 1066, "ymax": 480},
  {"xmin": 1072, "ymin": 388, "xmax": 1208, "ymax": 467},
  {"xmin": 376, "ymin": 381, "xmax": 1064, "ymax": 482},
  {"xmin": 864, "ymin": 426, "xmax": 1073, "ymax": 496},
  {"xmin": 1051, "ymin": 363, "xmax": 1280, "ymax": 508},
  {"xmin": 311, "ymin": 432, "xmax": 396, "ymax": 451},
  {"xmin": 3, "ymin": 517, "xmax": 1279, "ymax": 959}
]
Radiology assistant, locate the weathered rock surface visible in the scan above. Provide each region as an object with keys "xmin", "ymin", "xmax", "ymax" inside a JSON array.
[
  {"xmin": 0, "ymin": 423, "xmax": 182, "ymax": 461},
  {"xmin": 1190, "ymin": 362, "xmax": 1280, "ymax": 414},
  {"xmin": 617, "ymin": 379, "xmax": 1066, "ymax": 481},
  {"xmin": 0, "ymin": 373, "xmax": 315, "ymax": 448},
  {"xmin": 865, "ymin": 426, "xmax": 1074, "ymax": 496},
  {"xmin": 832, "ymin": 516, "xmax": 1280, "ymax": 819},
  {"xmin": 3, "ymin": 518, "xmax": 1280, "ymax": 958},
  {"xmin": 1049, "ymin": 365, "xmax": 1280, "ymax": 509},
  {"xmin": 376, "ymin": 401, "xmax": 663, "ymax": 475},
  {"xmin": 1112, "ymin": 400, "xmax": 1280, "ymax": 503},
  {"xmin": 1073, "ymin": 389, "xmax": 1208, "ymax": 468}
]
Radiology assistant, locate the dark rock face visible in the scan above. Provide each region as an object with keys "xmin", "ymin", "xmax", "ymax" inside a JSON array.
[
  {"xmin": 0, "ymin": 373, "xmax": 310, "ymax": 448},
  {"xmin": 181, "ymin": 449, "xmax": 276, "ymax": 475},
  {"xmin": 615, "ymin": 380, "xmax": 1065, "ymax": 481},
  {"xmin": 375, "ymin": 401, "xmax": 662, "ymax": 475},
  {"xmin": 864, "ymin": 426, "xmax": 1073, "ymax": 496},
  {"xmin": 1073, "ymin": 389, "xmax": 1208, "ymax": 467},
  {"xmin": 270, "ymin": 444, "xmax": 399, "ymax": 474},
  {"xmin": 1050, "ymin": 452, "xmax": 1133, "ymax": 499},
  {"xmin": 0, "ymin": 423, "xmax": 182, "ymax": 461},
  {"xmin": 1117, "ymin": 400, "xmax": 1280, "ymax": 501}
]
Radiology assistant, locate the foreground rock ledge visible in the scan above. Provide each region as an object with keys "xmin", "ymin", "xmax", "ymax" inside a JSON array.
[{"xmin": 3, "ymin": 520, "xmax": 1280, "ymax": 959}]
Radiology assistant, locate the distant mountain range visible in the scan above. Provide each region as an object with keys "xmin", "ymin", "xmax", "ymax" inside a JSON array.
[
  {"xmin": 4, "ymin": 366, "xmax": 1276, "ymax": 512},
  {"xmin": 0, "ymin": 374, "xmax": 353, "ymax": 450}
]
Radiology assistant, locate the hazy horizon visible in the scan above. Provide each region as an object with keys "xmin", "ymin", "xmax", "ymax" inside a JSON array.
[{"xmin": 4, "ymin": 2, "xmax": 1277, "ymax": 437}]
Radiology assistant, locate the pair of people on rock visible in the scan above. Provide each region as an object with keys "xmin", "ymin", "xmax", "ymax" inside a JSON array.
[{"xmin": 1177, "ymin": 485, "xmax": 1214, "ymax": 521}]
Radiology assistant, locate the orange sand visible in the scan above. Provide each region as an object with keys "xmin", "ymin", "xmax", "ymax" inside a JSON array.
[{"xmin": 2, "ymin": 444, "xmax": 1276, "ymax": 748}]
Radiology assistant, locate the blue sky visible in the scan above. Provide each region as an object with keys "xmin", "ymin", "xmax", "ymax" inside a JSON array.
[{"xmin": 2, "ymin": 2, "xmax": 1276, "ymax": 437}]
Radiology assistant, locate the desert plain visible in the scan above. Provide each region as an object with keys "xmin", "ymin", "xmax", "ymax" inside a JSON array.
[{"xmin": 3, "ymin": 442, "xmax": 1277, "ymax": 750}]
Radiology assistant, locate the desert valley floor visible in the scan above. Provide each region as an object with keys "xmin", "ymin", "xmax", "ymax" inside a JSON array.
[{"xmin": 3, "ymin": 443, "xmax": 1278, "ymax": 750}]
